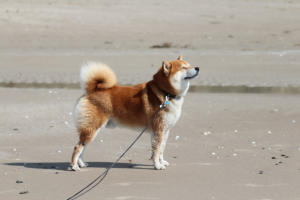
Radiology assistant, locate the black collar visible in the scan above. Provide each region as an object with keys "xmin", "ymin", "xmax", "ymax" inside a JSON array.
[
  {"xmin": 159, "ymin": 88, "xmax": 178, "ymax": 100},
  {"xmin": 151, "ymin": 81, "xmax": 179, "ymax": 100}
]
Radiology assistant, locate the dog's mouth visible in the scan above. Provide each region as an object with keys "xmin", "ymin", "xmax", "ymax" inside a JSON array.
[{"xmin": 184, "ymin": 71, "xmax": 199, "ymax": 80}]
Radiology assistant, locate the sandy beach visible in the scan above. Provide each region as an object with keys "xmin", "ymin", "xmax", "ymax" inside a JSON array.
[
  {"xmin": 1, "ymin": 0, "xmax": 300, "ymax": 200},
  {"xmin": 1, "ymin": 0, "xmax": 300, "ymax": 88},
  {"xmin": 1, "ymin": 88, "xmax": 300, "ymax": 200}
]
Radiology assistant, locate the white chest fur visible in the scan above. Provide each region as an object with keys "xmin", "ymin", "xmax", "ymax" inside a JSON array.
[{"xmin": 163, "ymin": 97, "xmax": 184, "ymax": 130}]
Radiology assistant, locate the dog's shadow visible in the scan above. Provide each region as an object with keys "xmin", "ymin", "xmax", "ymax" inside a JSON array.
[{"xmin": 5, "ymin": 162, "xmax": 154, "ymax": 171}]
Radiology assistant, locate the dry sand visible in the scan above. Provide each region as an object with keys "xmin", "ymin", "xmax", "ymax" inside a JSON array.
[
  {"xmin": 1, "ymin": 0, "xmax": 300, "ymax": 200},
  {"xmin": 1, "ymin": 0, "xmax": 300, "ymax": 51}
]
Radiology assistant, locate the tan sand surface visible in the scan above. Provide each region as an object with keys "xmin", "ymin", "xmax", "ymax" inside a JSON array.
[
  {"xmin": 1, "ymin": 88, "xmax": 300, "ymax": 200},
  {"xmin": 0, "ymin": 0, "xmax": 300, "ymax": 88},
  {"xmin": 1, "ymin": 1, "xmax": 300, "ymax": 200},
  {"xmin": 1, "ymin": 0, "xmax": 299, "ymax": 51}
]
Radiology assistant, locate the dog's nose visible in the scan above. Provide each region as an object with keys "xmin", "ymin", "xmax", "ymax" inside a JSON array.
[{"xmin": 195, "ymin": 67, "xmax": 199, "ymax": 72}]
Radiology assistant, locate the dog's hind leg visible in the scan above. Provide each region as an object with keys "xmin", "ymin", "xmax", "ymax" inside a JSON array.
[
  {"xmin": 70, "ymin": 98, "xmax": 109, "ymax": 171},
  {"xmin": 70, "ymin": 120, "xmax": 108, "ymax": 171},
  {"xmin": 78, "ymin": 145, "xmax": 88, "ymax": 168},
  {"xmin": 71, "ymin": 142, "xmax": 85, "ymax": 171}
]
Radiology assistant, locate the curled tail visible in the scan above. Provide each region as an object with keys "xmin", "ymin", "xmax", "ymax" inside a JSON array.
[{"xmin": 80, "ymin": 62, "xmax": 117, "ymax": 94}]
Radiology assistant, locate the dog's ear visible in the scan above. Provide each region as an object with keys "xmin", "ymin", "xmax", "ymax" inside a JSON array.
[
  {"xmin": 162, "ymin": 61, "xmax": 171, "ymax": 76},
  {"xmin": 177, "ymin": 55, "xmax": 183, "ymax": 60}
]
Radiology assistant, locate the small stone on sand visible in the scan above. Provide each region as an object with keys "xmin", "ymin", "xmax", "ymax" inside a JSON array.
[{"xmin": 203, "ymin": 131, "xmax": 211, "ymax": 136}]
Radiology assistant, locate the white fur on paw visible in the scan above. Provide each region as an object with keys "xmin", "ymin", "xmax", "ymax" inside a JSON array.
[
  {"xmin": 71, "ymin": 165, "xmax": 81, "ymax": 171},
  {"xmin": 161, "ymin": 160, "xmax": 170, "ymax": 167},
  {"xmin": 78, "ymin": 160, "xmax": 88, "ymax": 168},
  {"xmin": 154, "ymin": 163, "xmax": 166, "ymax": 170}
]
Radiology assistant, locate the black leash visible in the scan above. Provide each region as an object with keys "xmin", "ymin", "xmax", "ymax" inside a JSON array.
[{"xmin": 66, "ymin": 96, "xmax": 170, "ymax": 200}]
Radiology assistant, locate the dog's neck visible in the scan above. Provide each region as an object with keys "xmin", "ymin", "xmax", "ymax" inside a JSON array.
[
  {"xmin": 152, "ymin": 69, "xmax": 180, "ymax": 97},
  {"xmin": 149, "ymin": 81, "xmax": 181, "ymax": 101},
  {"xmin": 157, "ymin": 87, "xmax": 178, "ymax": 100}
]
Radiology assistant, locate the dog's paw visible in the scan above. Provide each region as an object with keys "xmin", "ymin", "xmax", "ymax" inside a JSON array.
[
  {"xmin": 154, "ymin": 163, "xmax": 166, "ymax": 170},
  {"xmin": 78, "ymin": 160, "xmax": 88, "ymax": 168},
  {"xmin": 160, "ymin": 160, "xmax": 170, "ymax": 167},
  {"xmin": 69, "ymin": 165, "xmax": 81, "ymax": 171}
]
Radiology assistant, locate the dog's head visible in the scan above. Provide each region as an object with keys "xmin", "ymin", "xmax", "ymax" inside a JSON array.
[{"xmin": 153, "ymin": 56, "xmax": 199, "ymax": 96}]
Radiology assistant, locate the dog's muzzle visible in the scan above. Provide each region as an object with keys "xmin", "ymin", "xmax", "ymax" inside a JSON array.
[{"xmin": 184, "ymin": 67, "xmax": 199, "ymax": 80}]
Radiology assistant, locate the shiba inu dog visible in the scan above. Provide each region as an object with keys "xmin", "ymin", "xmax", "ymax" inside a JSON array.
[{"xmin": 70, "ymin": 56, "xmax": 199, "ymax": 171}]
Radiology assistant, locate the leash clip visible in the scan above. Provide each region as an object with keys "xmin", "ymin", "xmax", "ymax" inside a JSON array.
[{"xmin": 160, "ymin": 95, "xmax": 170, "ymax": 108}]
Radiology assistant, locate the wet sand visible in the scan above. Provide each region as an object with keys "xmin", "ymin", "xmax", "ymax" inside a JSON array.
[{"xmin": 1, "ymin": 88, "xmax": 300, "ymax": 200}]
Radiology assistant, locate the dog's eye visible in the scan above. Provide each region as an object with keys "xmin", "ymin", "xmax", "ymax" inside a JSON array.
[{"xmin": 182, "ymin": 66, "xmax": 188, "ymax": 69}]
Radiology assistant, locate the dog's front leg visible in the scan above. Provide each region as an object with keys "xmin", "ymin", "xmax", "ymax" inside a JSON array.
[
  {"xmin": 151, "ymin": 130, "xmax": 166, "ymax": 170},
  {"xmin": 159, "ymin": 130, "xmax": 170, "ymax": 167}
]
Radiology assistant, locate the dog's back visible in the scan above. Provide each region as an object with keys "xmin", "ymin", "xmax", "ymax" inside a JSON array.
[{"xmin": 70, "ymin": 57, "xmax": 199, "ymax": 171}]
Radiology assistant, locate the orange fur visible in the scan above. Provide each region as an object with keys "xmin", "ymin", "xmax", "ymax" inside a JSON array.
[
  {"xmin": 70, "ymin": 57, "xmax": 199, "ymax": 170},
  {"xmin": 80, "ymin": 62, "xmax": 117, "ymax": 94}
]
